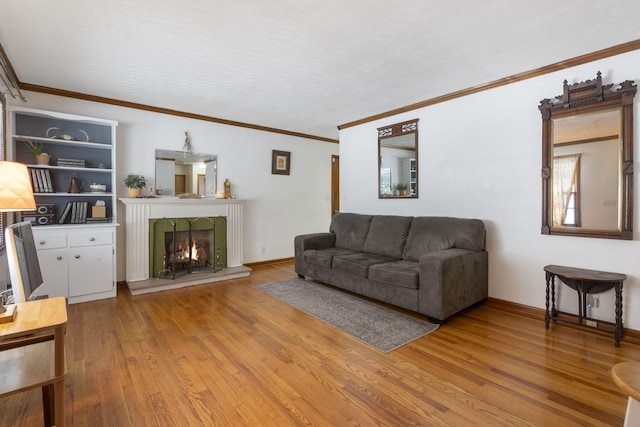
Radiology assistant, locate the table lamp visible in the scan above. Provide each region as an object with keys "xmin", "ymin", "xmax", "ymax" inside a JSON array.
[{"xmin": 0, "ymin": 161, "xmax": 36, "ymax": 315}]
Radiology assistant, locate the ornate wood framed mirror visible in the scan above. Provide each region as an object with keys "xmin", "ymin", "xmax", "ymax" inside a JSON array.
[
  {"xmin": 539, "ymin": 72, "xmax": 637, "ymax": 239},
  {"xmin": 378, "ymin": 119, "xmax": 419, "ymax": 198}
]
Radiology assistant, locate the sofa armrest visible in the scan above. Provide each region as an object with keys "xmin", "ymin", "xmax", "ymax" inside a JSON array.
[
  {"xmin": 417, "ymin": 248, "xmax": 488, "ymax": 322},
  {"xmin": 294, "ymin": 233, "xmax": 336, "ymax": 276}
]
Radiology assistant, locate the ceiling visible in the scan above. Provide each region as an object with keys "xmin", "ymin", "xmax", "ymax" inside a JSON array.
[{"xmin": 1, "ymin": 0, "xmax": 640, "ymax": 141}]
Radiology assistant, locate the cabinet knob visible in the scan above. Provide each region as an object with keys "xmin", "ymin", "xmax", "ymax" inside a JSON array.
[
  {"xmin": 57, "ymin": 256, "xmax": 62, "ymax": 260},
  {"xmin": 39, "ymin": 241, "xmax": 46, "ymax": 245},
  {"xmin": 75, "ymin": 255, "xmax": 80, "ymax": 259},
  {"xmin": 90, "ymin": 237, "xmax": 96, "ymax": 241}
]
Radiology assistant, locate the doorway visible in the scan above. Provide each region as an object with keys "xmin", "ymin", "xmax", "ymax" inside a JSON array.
[
  {"xmin": 175, "ymin": 174, "xmax": 186, "ymax": 194},
  {"xmin": 331, "ymin": 155, "xmax": 339, "ymax": 218}
]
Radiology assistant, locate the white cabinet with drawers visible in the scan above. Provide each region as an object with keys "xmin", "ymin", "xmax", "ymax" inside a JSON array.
[{"xmin": 33, "ymin": 225, "xmax": 117, "ymax": 303}]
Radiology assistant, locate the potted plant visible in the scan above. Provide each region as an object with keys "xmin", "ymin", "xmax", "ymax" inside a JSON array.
[
  {"xmin": 20, "ymin": 138, "xmax": 50, "ymax": 165},
  {"xmin": 124, "ymin": 174, "xmax": 146, "ymax": 197},
  {"xmin": 395, "ymin": 183, "xmax": 409, "ymax": 196}
]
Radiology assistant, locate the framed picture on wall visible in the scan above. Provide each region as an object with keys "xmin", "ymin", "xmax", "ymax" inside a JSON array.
[{"xmin": 271, "ymin": 150, "xmax": 291, "ymax": 175}]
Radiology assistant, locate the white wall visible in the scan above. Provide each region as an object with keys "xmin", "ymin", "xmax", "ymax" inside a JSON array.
[
  {"xmin": 4, "ymin": 92, "xmax": 338, "ymax": 283},
  {"xmin": 340, "ymin": 50, "xmax": 640, "ymax": 329}
]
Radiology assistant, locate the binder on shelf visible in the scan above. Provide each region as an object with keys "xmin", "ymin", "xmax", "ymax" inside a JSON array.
[
  {"xmin": 28, "ymin": 168, "xmax": 40, "ymax": 192},
  {"xmin": 70, "ymin": 202, "xmax": 78, "ymax": 224},
  {"xmin": 43, "ymin": 169, "xmax": 54, "ymax": 192},
  {"xmin": 35, "ymin": 169, "xmax": 45, "ymax": 193},
  {"xmin": 80, "ymin": 201, "xmax": 88, "ymax": 223},
  {"xmin": 35, "ymin": 169, "xmax": 54, "ymax": 193},
  {"xmin": 58, "ymin": 202, "xmax": 73, "ymax": 224},
  {"xmin": 70, "ymin": 201, "xmax": 89, "ymax": 224},
  {"xmin": 39, "ymin": 170, "xmax": 48, "ymax": 192}
]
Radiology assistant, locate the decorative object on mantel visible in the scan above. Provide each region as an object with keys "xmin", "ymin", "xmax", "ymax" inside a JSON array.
[
  {"xmin": 224, "ymin": 179, "xmax": 231, "ymax": 199},
  {"xmin": 124, "ymin": 174, "xmax": 146, "ymax": 197},
  {"xmin": 46, "ymin": 126, "xmax": 90, "ymax": 142},
  {"xmin": 19, "ymin": 138, "xmax": 51, "ymax": 165},
  {"xmin": 271, "ymin": 150, "xmax": 291, "ymax": 175},
  {"xmin": 183, "ymin": 130, "xmax": 192, "ymax": 152},
  {"xmin": 178, "ymin": 193, "xmax": 200, "ymax": 199}
]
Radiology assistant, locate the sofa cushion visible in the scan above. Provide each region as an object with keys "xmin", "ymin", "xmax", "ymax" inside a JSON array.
[
  {"xmin": 332, "ymin": 252, "xmax": 397, "ymax": 278},
  {"xmin": 363, "ymin": 215, "xmax": 413, "ymax": 258},
  {"xmin": 304, "ymin": 247, "xmax": 357, "ymax": 268},
  {"xmin": 369, "ymin": 260, "xmax": 420, "ymax": 289},
  {"xmin": 329, "ymin": 212, "xmax": 374, "ymax": 251},
  {"xmin": 403, "ymin": 217, "xmax": 486, "ymax": 261}
]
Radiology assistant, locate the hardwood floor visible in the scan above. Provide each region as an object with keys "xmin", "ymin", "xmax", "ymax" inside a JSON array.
[{"xmin": 1, "ymin": 261, "xmax": 637, "ymax": 426}]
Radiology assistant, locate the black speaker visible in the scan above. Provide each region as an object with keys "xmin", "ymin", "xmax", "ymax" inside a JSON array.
[
  {"xmin": 23, "ymin": 214, "xmax": 56, "ymax": 225},
  {"xmin": 36, "ymin": 204, "xmax": 56, "ymax": 215}
]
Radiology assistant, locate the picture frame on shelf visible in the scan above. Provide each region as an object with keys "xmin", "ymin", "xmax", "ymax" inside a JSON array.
[{"xmin": 271, "ymin": 150, "xmax": 291, "ymax": 175}]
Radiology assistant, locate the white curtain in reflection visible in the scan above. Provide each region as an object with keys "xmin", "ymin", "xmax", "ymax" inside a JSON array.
[{"xmin": 552, "ymin": 154, "xmax": 581, "ymax": 226}]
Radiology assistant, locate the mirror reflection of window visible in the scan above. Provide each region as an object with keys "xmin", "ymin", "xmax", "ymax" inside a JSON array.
[
  {"xmin": 553, "ymin": 154, "xmax": 581, "ymax": 227},
  {"xmin": 380, "ymin": 168, "xmax": 392, "ymax": 195}
]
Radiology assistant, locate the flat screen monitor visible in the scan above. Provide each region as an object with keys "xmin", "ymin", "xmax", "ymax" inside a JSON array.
[{"xmin": 4, "ymin": 221, "xmax": 44, "ymax": 303}]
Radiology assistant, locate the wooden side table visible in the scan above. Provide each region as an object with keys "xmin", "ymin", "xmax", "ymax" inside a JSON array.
[
  {"xmin": 0, "ymin": 297, "xmax": 67, "ymax": 427},
  {"xmin": 611, "ymin": 362, "xmax": 640, "ymax": 426},
  {"xmin": 544, "ymin": 265, "xmax": 625, "ymax": 347}
]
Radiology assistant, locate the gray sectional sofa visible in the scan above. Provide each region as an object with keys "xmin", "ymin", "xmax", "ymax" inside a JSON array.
[{"xmin": 294, "ymin": 213, "xmax": 488, "ymax": 322}]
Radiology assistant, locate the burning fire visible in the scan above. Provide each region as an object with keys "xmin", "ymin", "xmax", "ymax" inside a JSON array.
[{"xmin": 172, "ymin": 239, "xmax": 200, "ymax": 262}]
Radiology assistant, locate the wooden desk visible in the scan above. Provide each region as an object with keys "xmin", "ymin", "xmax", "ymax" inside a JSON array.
[
  {"xmin": 0, "ymin": 297, "xmax": 67, "ymax": 427},
  {"xmin": 544, "ymin": 265, "xmax": 625, "ymax": 346},
  {"xmin": 612, "ymin": 362, "xmax": 640, "ymax": 427}
]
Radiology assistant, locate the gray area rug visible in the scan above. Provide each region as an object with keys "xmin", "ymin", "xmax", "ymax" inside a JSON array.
[{"xmin": 255, "ymin": 278, "xmax": 438, "ymax": 353}]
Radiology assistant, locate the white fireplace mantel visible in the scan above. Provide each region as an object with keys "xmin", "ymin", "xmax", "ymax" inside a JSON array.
[{"xmin": 119, "ymin": 197, "xmax": 246, "ymax": 283}]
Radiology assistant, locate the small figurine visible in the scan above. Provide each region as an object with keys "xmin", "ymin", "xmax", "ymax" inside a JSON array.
[
  {"xmin": 183, "ymin": 130, "xmax": 192, "ymax": 152},
  {"xmin": 224, "ymin": 179, "xmax": 231, "ymax": 199}
]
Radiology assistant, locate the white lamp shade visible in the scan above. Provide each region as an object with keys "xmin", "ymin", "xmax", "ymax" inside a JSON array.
[{"xmin": 0, "ymin": 161, "xmax": 36, "ymax": 212}]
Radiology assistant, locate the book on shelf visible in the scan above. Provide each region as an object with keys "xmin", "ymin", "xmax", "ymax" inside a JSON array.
[
  {"xmin": 69, "ymin": 201, "xmax": 89, "ymax": 224},
  {"xmin": 40, "ymin": 169, "xmax": 53, "ymax": 192},
  {"xmin": 27, "ymin": 167, "xmax": 54, "ymax": 193},
  {"xmin": 57, "ymin": 158, "xmax": 86, "ymax": 168},
  {"xmin": 86, "ymin": 217, "xmax": 110, "ymax": 223},
  {"xmin": 58, "ymin": 202, "xmax": 73, "ymax": 224},
  {"xmin": 80, "ymin": 201, "xmax": 87, "ymax": 223},
  {"xmin": 29, "ymin": 168, "xmax": 40, "ymax": 192}
]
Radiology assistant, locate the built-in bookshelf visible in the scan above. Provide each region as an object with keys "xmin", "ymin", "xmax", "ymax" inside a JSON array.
[
  {"xmin": 9, "ymin": 107, "xmax": 117, "ymax": 225},
  {"xmin": 9, "ymin": 107, "xmax": 119, "ymax": 303}
]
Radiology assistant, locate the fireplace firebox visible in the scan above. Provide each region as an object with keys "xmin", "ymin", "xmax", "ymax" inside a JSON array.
[{"xmin": 149, "ymin": 216, "xmax": 226, "ymax": 279}]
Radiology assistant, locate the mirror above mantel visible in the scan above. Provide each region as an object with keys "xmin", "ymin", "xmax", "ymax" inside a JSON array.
[
  {"xmin": 539, "ymin": 72, "xmax": 637, "ymax": 239},
  {"xmin": 155, "ymin": 149, "xmax": 217, "ymax": 197},
  {"xmin": 378, "ymin": 119, "xmax": 419, "ymax": 198}
]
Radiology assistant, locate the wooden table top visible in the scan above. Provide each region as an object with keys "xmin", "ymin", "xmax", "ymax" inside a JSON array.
[
  {"xmin": 0, "ymin": 297, "xmax": 67, "ymax": 341},
  {"xmin": 612, "ymin": 362, "xmax": 640, "ymax": 402},
  {"xmin": 544, "ymin": 265, "xmax": 626, "ymax": 282}
]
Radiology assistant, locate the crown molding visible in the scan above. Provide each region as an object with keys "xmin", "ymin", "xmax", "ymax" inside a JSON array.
[
  {"xmin": 338, "ymin": 38, "xmax": 640, "ymax": 130},
  {"xmin": 18, "ymin": 83, "xmax": 338, "ymax": 144}
]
